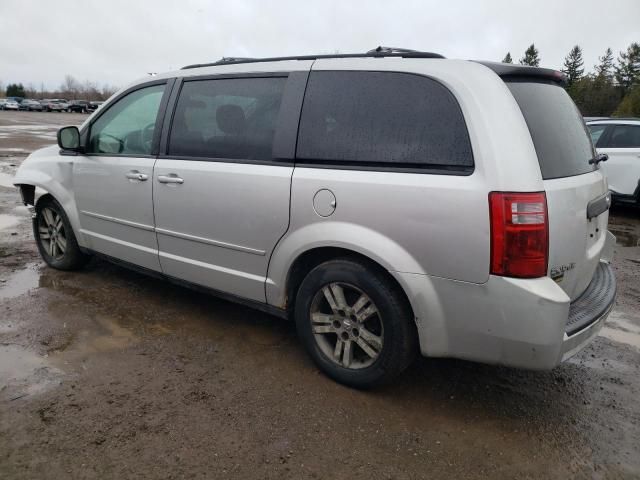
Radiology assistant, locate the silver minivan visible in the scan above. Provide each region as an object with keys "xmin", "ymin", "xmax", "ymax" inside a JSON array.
[{"xmin": 13, "ymin": 49, "xmax": 617, "ymax": 387}]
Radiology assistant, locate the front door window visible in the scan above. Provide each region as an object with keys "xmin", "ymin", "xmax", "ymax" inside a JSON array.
[{"xmin": 87, "ymin": 84, "xmax": 165, "ymax": 155}]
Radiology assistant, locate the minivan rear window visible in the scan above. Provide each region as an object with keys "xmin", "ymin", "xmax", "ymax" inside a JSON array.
[
  {"xmin": 506, "ymin": 80, "xmax": 595, "ymax": 179},
  {"xmin": 297, "ymin": 71, "xmax": 473, "ymax": 171}
]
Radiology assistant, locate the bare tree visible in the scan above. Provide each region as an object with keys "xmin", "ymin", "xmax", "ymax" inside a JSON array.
[
  {"xmin": 60, "ymin": 74, "xmax": 81, "ymax": 99},
  {"xmin": 100, "ymin": 84, "xmax": 118, "ymax": 100}
]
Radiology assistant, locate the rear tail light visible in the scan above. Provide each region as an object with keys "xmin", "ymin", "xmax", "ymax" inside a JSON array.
[{"xmin": 489, "ymin": 192, "xmax": 548, "ymax": 278}]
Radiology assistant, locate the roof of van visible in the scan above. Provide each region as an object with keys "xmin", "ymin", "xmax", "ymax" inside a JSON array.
[{"xmin": 179, "ymin": 46, "xmax": 567, "ymax": 85}]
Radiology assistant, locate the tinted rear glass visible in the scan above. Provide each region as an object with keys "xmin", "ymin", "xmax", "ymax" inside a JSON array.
[
  {"xmin": 297, "ymin": 71, "xmax": 473, "ymax": 170},
  {"xmin": 507, "ymin": 80, "xmax": 595, "ymax": 179}
]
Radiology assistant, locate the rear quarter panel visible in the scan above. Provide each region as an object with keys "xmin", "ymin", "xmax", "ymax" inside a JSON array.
[{"xmin": 267, "ymin": 59, "xmax": 545, "ymax": 307}]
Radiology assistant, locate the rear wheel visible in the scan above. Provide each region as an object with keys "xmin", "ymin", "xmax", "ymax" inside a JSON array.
[
  {"xmin": 295, "ymin": 259, "xmax": 417, "ymax": 388},
  {"xmin": 34, "ymin": 197, "xmax": 89, "ymax": 270}
]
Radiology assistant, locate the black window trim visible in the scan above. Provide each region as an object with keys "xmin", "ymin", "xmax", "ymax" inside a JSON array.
[
  {"xmin": 293, "ymin": 69, "xmax": 476, "ymax": 176},
  {"xmin": 81, "ymin": 78, "xmax": 175, "ymax": 159},
  {"xmin": 158, "ymin": 71, "xmax": 309, "ymax": 166},
  {"xmin": 588, "ymin": 123, "xmax": 612, "ymax": 148}
]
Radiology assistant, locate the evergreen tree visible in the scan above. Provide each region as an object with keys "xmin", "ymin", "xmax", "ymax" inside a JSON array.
[
  {"xmin": 614, "ymin": 42, "xmax": 640, "ymax": 94},
  {"xmin": 502, "ymin": 52, "xmax": 513, "ymax": 64},
  {"xmin": 614, "ymin": 87, "xmax": 640, "ymax": 117},
  {"xmin": 6, "ymin": 83, "xmax": 26, "ymax": 97},
  {"xmin": 570, "ymin": 76, "xmax": 621, "ymax": 117},
  {"xmin": 562, "ymin": 45, "xmax": 584, "ymax": 88},
  {"xmin": 594, "ymin": 48, "xmax": 614, "ymax": 81},
  {"xmin": 519, "ymin": 44, "xmax": 540, "ymax": 67}
]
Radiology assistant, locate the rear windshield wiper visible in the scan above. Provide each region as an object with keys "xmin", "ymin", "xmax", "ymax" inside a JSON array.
[{"xmin": 588, "ymin": 153, "xmax": 608, "ymax": 165}]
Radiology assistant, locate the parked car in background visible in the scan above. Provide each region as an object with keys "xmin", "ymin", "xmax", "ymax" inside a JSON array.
[
  {"xmin": 57, "ymin": 99, "xmax": 71, "ymax": 111},
  {"xmin": 0, "ymin": 99, "xmax": 20, "ymax": 111},
  {"xmin": 87, "ymin": 101, "xmax": 104, "ymax": 112},
  {"xmin": 19, "ymin": 99, "xmax": 44, "ymax": 111},
  {"xmin": 587, "ymin": 118, "xmax": 640, "ymax": 204},
  {"xmin": 40, "ymin": 99, "xmax": 66, "ymax": 112},
  {"xmin": 68, "ymin": 100, "xmax": 90, "ymax": 113},
  {"xmin": 13, "ymin": 50, "xmax": 617, "ymax": 387}
]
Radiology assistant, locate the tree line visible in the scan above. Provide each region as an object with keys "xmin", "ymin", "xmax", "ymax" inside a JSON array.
[
  {"xmin": 503, "ymin": 42, "xmax": 640, "ymax": 117},
  {"xmin": 2, "ymin": 75, "xmax": 118, "ymax": 101}
]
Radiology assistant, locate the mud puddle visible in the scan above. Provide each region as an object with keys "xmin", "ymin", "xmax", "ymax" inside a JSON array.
[
  {"xmin": 0, "ymin": 213, "xmax": 20, "ymax": 232},
  {"xmin": 0, "ymin": 345, "xmax": 64, "ymax": 401},
  {"xmin": 599, "ymin": 310, "xmax": 640, "ymax": 350},
  {"xmin": 0, "ymin": 172, "xmax": 15, "ymax": 188},
  {"xmin": 0, "ymin": 263, "xmax": 40, "ymax": 300},
  {"xmin": 609, "ymin": 225, "xmax": 640, "ymax": 248}
]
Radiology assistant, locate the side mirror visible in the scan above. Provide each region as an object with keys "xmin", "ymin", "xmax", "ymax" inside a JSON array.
[{"xmin": 57, "ymin": 126, "xmax": 81, "ymax": 151}]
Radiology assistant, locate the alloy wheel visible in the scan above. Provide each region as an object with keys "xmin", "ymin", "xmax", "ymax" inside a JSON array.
[
  {"xmin": 38, "ymin": 207, "xmax": 67, "ymax": 260},
  {"xmin": 309, "ymin": 282, "xmax": 384, "ymax": 369}
]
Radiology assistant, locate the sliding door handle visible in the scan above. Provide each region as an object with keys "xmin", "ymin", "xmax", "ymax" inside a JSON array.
[
  {"xmin": 125, "ymin": 171, "xmax": 148, "ymax": 181},
  {"xmin": 157, "ymin": 174, "xmax": 184, "ymax": 184}
]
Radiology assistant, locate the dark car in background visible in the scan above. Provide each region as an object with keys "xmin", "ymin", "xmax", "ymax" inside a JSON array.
[
  {"xmin": 87, "ymin": 101, "xmax": 104, "ymax": 112},
  {"xmin": 68, "ymin": 100, "xmax": 90, "ymax": 113}
]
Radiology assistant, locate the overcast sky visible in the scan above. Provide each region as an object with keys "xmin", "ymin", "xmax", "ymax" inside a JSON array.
[{"xmin": 1, "ymin": 0, "xmax": 638, "ymax": 91}]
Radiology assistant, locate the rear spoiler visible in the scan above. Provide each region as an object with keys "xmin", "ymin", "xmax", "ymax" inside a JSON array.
[{"xmin": 474, "ymin": 61, "xmax": 567, "ymax": 86}]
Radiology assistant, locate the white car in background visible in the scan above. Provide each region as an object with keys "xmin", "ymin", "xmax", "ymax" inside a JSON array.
[
  {"xmin": 587, "ymin": 118, "xmax": 640, "ymax": 204},
  {"xmin": 0, "ymin": 99, "xmax": 20, "ymax": 111}
]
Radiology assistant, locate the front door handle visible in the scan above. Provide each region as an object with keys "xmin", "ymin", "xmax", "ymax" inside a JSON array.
[
  {"xmin": 157, "ymin": 174, "xmax": 184, "ymax": 184},
  {"xmin": 125, "ymin": 170, "xmax": 148, "ymax": 181}
]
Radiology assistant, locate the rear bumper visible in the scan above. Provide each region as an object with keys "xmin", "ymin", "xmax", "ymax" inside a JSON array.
[
  {"xmin": 395, "ymin": 261, "xmax": 616, "ymax": 370},
  {"xmin": 561, "ymin": 262, "xmax": 616, "ymax": 361}
]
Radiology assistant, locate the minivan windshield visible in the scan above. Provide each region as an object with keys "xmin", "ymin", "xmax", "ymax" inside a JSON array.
[{"xmin": 506, "ymin": 80, "xmax": 596, "ymax": 179}]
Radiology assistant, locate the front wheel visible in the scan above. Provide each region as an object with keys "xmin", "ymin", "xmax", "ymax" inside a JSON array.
[
  {"xmin": 34, "ymin": 197, "xmax": 89, "ymax": 270},
  {"xmin": 295, "ymin": 259, "xmax": 418, "ymax": 388}
]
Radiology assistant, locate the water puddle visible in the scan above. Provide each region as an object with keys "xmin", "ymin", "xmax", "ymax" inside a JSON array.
[
  {"xmin": 0, "ymin": 345, "xmax": 64, "ymax": 400},
  {"xmin": 599, "ymin": 310, "xmax": 640, "ymax": 351},
  {"xmin": 609, "ymin": 226, "xmax": 640, "ymax": 248},
  {"xmin": 68, "ymin": 313, "xmax": 137, "ymax": 356},
  {"xmin": 0, "ymin": 213, "xmax": 20, "ymax": 231},
  {"xmin": 0, "ymin": 147, "xmax": 28, "ymax": 153},
  {"xmin": 0, "ymin": 172, "xmax": 16, "ymax": 188},
  {"xmin": 0, "ymin": 264, "xmax": 41, "ymax": 300}
]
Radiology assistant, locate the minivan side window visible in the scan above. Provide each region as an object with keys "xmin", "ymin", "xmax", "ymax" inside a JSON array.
[
  {"xmin": 87, "ymin": 84, "xmax": 165, "ymax": 156},
  {"xmin": 168, "ymin": 77, "xmax": 286, "ymax": 161},
  {"xmin": 296, "ymin": 71, "xmax": 474, "ymax": 170},
  {"xmin": 606, "ymin": 125, "xmax": 640, "ymax": 148}
]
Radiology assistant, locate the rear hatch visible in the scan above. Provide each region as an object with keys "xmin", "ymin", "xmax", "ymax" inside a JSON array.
[{"xmin": 506, "ymin": 79, "xmax": 608, "ymax": 301}]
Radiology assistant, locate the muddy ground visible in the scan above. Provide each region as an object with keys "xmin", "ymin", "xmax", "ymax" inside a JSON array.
[{"xmin": 0, "ymin": 111, "xmax": 639, "ymax": 479}]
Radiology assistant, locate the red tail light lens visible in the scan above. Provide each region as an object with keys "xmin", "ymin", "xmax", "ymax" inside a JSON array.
[{"xmin": 489, "ymin": 192, "xmax": 548, "ymax": 278}]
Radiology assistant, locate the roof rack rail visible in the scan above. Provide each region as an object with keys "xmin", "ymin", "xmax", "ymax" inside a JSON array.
[
  {"xmin": 181, "ymin": 47, "xmax": 444, "ymax": 70},
  {"xmin": 214, "ymin": 57, "xmax": 256, "ymax": 65},
  {"xmin": 366, "ymin": 46, "xmax": 419, "ymax": 54}
]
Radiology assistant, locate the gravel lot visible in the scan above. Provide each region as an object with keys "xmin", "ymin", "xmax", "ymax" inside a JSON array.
[{"xmin": 1, "ymin": 111, "xmax": 639, "ymax": 479}]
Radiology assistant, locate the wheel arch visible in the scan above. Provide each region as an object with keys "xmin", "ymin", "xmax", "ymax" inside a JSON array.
[
  {"xmin": 267, "ymin": 222, "xmax": 427, "ymax": 309},
  {"xmin": 282, "ymin": 246, "xmax": 416, "ymax": 317}
]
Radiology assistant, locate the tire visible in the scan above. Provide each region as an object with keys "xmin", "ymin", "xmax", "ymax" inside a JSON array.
[
  {"xmin": 34, "ymin": 197, "xmax": 90, "ymax": 271},
  {"xmin": 295, "ymin": 258, "xmax": 418, "ymax": 388}
]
